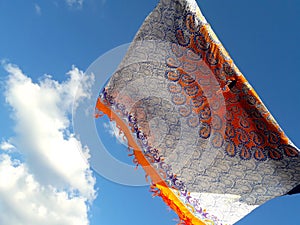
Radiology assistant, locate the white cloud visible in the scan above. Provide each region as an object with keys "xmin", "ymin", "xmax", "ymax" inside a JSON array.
[
  {"xmin": 0, "ymin": 154, "xmax": 89, "ymax": 225},
  {"xmin": 1, "ymin": 63, "xmax": 96, "ymax": 225},
  {"xmin": 0, "ymin": 140, "xmax": 15, "ymax": 151},
  {"xmin": 65, "ymin": 0, "xmax": 84, "ymax": 8},
  {"xmin": 34, "ymin": 3, "xmax": 41, "ymax": 15},
  {"xmin": 104, "ymin": 121, "xmax": 128, "ymax": 146}
]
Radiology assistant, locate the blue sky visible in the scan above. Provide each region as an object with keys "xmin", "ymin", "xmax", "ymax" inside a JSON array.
[{"xmin": 0, "ymin": 0, "xmax": 299, "ymax": 225}]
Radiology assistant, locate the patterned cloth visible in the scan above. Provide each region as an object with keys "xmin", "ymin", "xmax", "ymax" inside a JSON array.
[{"xmin": 95, "ymin": 0, "xmax": 300, "ymax": 224}]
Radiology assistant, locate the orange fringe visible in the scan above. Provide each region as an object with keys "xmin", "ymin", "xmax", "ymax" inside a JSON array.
[{"xmin": 95, "ymin": 98, "xmax": 206, "ymax": 225}]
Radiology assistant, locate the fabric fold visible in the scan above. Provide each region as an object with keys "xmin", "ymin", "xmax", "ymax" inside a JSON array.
[{"xmin": 95, "ymin": 0, "xmax": 300, "ymax": 224}]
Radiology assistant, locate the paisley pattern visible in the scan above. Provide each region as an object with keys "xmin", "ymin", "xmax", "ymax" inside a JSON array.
[
  {"xmin": 95, "ymin": 0, "xmax": 300, "ymax": 224},
  {"xmin": 168, "ymin": 7, "xmax": 298, "ymax": 162}
]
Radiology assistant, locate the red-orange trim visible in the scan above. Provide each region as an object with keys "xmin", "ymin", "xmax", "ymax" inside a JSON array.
[{"xmin": 95, "ymin": 98, "xmax": 206, "ymax": 225}]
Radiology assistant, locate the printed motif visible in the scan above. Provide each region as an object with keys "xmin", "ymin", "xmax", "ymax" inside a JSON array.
[{"xmin": 168, "ymin": 7, "xmax": 298, "ymax": 161}]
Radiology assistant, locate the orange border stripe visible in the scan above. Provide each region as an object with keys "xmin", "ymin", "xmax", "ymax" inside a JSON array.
[{"xmin": 96, "ymin": 98, "xmax": 206, "ymax": 225}]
